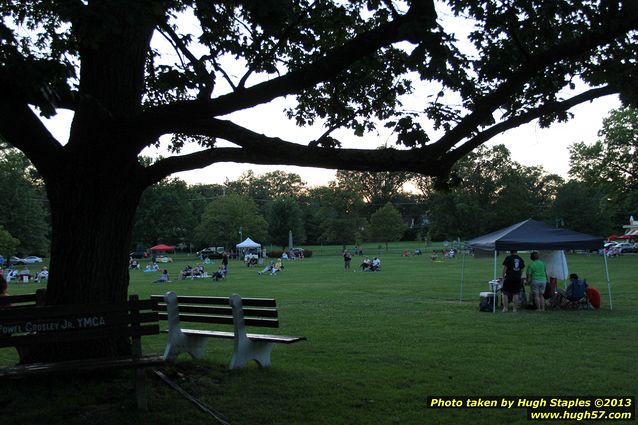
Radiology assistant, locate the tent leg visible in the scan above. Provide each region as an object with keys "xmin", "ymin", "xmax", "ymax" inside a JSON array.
[
  {"xmin": 492, "ymin": 250, "xmax": 497, "ymax": 313},
  {"xmin": 460, "ymin": 250, "xmax": 466, "ymax": 303},
  {"xmin": 603, "ymin": 252, "xmax": 612, "ymax": 310}
]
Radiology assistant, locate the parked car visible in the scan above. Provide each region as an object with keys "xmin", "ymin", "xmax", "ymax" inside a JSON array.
[
  {"xmin": 197, "ymin": 247, "xmax": 224, "ymax": 259},
  {"xmin": 129, "ymin": 250, "xmax": 148, "ymax": 259},
  {"xmin": 23, "ymin": 256, "xmax": 43, "ymax": 264},
  {"xmin": 613, "ymin": 242, "xmax": 633, "ymax": 251},
  {"xmin": 289, "ymin": 248, "xmax": 305, "ymax": 259},
  {"xmin": 10, "ymin": 256, "xmax": 25, "ymax": 265},
  {"xmin": 620, "ymin": 243, "xmax": 638, "ymax": 253}
]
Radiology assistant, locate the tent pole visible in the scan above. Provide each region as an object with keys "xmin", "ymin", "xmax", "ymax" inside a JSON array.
[
  {"xmin": 460, "ymin": 250, "xmax": 466, "ymax": 303},
  {"xmin": 603, "ymin": 252, "xmax": 612, "ymax": 310},
  {"xmin": 492, "ymin": 250, "xmax": 497, "ymax": 313}
]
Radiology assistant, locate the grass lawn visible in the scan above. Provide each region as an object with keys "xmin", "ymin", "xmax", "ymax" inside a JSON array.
[{"xmin": 1, "ymin": 251, "xmax": 636, "ymax": 424}]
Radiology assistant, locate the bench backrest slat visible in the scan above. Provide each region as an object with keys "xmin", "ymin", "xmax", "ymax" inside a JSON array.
[
  {"xmin": 151, "ymin": 295, "xmax": 276, "ymax": 308},
  {"xmin": 0, "ymin": 299, "xmax": 158, "ymax": 322},
  {"xmin": 152, "ymin": 293, "xmax": 280, "ymax": 329},
  {"xmin": 0, "ymin": 323, "xmax": 160, "ymax": 348},
  {"xmin": 154, "ymin": 304, "xmax": 279, "ymax": 318},
  {"xmin": 0, "ymin": 295, "xmax": 160, "ymax": 347},
  {"xmin": 157, "ymin": 312, "xmax": 279, "ymax": 328},
  {"xmin": 0, "ymin": 293, "xmax": 38, "ymax": 306}
]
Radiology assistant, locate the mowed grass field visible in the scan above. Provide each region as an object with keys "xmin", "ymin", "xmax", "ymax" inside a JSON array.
[{"xmin": 1, "ymin": 250, "xmax": 637, "ymax": 425}]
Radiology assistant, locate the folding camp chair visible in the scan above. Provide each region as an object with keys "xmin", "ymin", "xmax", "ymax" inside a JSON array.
[{"xmin": 555, "ymin": 279, "xmax": 589, "ymax": 309}]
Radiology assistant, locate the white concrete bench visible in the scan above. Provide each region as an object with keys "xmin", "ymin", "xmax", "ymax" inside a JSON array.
[{"xmin": 152, "ymin": 292, "xmax": 306, "ymax": 369}]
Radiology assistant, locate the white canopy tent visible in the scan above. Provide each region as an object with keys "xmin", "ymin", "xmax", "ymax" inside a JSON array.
[
  {"xmin": 236, "ymin": 237, "xmax": 262, "ymax": 261},
  {"xmin": 236, "ymin": 237, "xmax": 261, "ymax": 249}
]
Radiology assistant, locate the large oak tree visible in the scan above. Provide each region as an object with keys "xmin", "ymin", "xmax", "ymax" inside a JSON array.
[{"xmin": 0, "ymin": 1, "xmax": 636, "ymax": 359}]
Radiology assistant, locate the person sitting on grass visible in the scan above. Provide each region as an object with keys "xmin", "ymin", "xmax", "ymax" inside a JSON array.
[
  {"xmin": 360, "ymin": 257, "xmax": 372, "ymax": 271},
  {"xmin": 191, "ymin": 264, "xmax": 205, "ymax": 278},
  {"xmin": 153, "ymin": 269, "xmax": 170, "ymax": 283},
  {"xmin": 180, "ymin": 265, "xmax": 193, "ymax": 279},
  {"xmin": 212, "ymin": 265, "xmax": 226, "ymax": 281},
  {"xmin": 5, "ymin": 268, "xmax": 17, "ymax": 282},
  {"xmin": 34, "ymin": 266, "xmax": 48, "ymax": 283},
  {"xmin": 269, "ymin": 259, "xmax": 283, "ymax": 275},
  {"xmin": 18, "ymin": 266, "xmax": 31, "ymax": 280},
  {"xmin": 371, "ymin": 257, "xmax": 381, "ymax": 271},
  {"xmin": 258, "ymin": 261, "xmax": 275, "ymax": 276}
]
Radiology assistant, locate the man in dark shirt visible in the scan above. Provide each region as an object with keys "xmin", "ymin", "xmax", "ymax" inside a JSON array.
[
  {"xmin": 222, "ymin": 252, "xmax": 229, "ymax": 276},
  {"xmin": 502, "ymin": 250, "xmax": 525, "ymax": 312}
]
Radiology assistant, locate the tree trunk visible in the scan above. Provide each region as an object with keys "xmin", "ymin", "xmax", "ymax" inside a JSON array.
[{"xmin": 19, "ymin": 150, "xmax": 146, "ymax": 363}]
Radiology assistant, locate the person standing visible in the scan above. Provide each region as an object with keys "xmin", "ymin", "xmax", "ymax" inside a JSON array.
[
  {"xmin": 343, "ymin": 251, "xmax": 352, "ymax": 271},
  {"xmin": 502, "ymin": 250, "xmax": 525, "ymax": 312},
  {"xmin": 0, "ymin": 274, "xmax": 7, "ymax": 297},
  {"xmin": 0, "ymin": 275, "xmax": 8, "ymax": 308},
  {"xmin": 222, "ymin": 251, "xmax": 229, "ymax": 276},
  {"xmin": 526, "ymin": 251, "xmax": 548, "ymax": 311}
]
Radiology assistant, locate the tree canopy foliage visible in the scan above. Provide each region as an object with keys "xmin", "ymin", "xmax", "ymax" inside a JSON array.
[
  {"xmin": 2, "ymin": 1, "xmax": 636, "ymax": 183},
  {"xmin": 369, "ymin": 202, "xmax": 406, "ymax": 249},
  {"xmin": 568, "ymin": 106, "xmax": 638, "ymax": 226},
  {"xmin": 132, "ymin": 178, "xmax": 195, "ymax": 246},
  {"xmin": 195, "ymin": 194, "xmax": 268, "ymax": 248},
  {"xmin": 0, "ymin": 144, "xmax": 49, "ymax": 255}
]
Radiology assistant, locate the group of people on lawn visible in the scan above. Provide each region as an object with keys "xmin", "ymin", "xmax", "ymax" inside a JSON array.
[
  {"xmin": 343, "ymin": 251, "xmax": 382, "ymax": 272},
  {"xmin": 152, "ymin": 263, "xmax": 229, "ymax": 283},
  {"xmin": 150, "ymin": 252, "xmax": 230, "ymax": 283},
  {"xmin": 0, "ymin": 264, "xmax": 47, "ymax": 303},
  {"xmin": 501, "ymin": 250, "xmax": 545, "ymax": 312},
  {"xmin": 1, "ymin": 265, "xmax": 48, "ymax": 283},
  {"xmin": 258, "ymin": 259, "xmax": 283, "ymax": 276},
  {"xmin": 501, "ymin": 250, "xmax": 594, "ymax": 312}
]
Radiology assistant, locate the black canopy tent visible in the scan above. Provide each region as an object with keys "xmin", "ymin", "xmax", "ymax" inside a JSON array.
[{"xmin": 460, "ymin": 219, "xmax": 611, "ymax": 311}]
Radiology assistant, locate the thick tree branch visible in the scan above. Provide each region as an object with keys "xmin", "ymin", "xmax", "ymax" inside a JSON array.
[
  {"xmin": 444, "ymin": 86, "xmax": 617, "ymax": 167},
  {"xmin": 144, "ymin": 85, "xmax": 617, "ymax": 185},
  {"xmin": 135, "ymin": 1, "xmax": 437, "ymax": 137},
  {"xmin": 432, "ymin": 18, "xmax": 638, "ymax": 154},
  {"xmin": 0, "ymin": 100, "xmax": 63, "ymax": 179},
  {"xmin": 142, "ymin": 118, "xmax": 445, "ymax": 185}
]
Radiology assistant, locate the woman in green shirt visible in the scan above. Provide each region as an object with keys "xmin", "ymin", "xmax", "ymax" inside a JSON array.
[{"xmin": 526, "ymin": 252, "xmax": 548, "ymax": 311}]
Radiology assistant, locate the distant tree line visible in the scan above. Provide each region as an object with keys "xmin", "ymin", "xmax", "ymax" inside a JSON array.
[{"xmin": 1, "ymin": 107, "xmax": 636, "ymax": 255}]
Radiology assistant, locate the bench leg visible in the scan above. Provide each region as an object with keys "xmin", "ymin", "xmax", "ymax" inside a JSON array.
[
  {"xmin": 164, "ymin": 333, "xmax": 209, "ymax": 361},
  {"xmin": 135, "ymin": 368, "xmax": 148, "ymax": 411},
  {"xmin": 230, "ymin": 340, "xmax": 274, "ymax": 370}
]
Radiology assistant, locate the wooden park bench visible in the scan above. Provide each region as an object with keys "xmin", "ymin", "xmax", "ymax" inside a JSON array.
[
  {"xmin": 151, "ymin": 292, "xmax": 306, "ymax": 369},
  {"xmin": 0, "ymin": 291, "xmax": 45, "ymax": 308},
  {"xmin": 0, "ymin": 293, "xmax": 164, "ymax": 410}
]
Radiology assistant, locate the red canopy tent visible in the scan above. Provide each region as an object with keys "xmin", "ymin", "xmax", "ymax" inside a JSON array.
[{"xmin": 150, "ymin": 244, "xmax": 175, "ymax": 252}]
